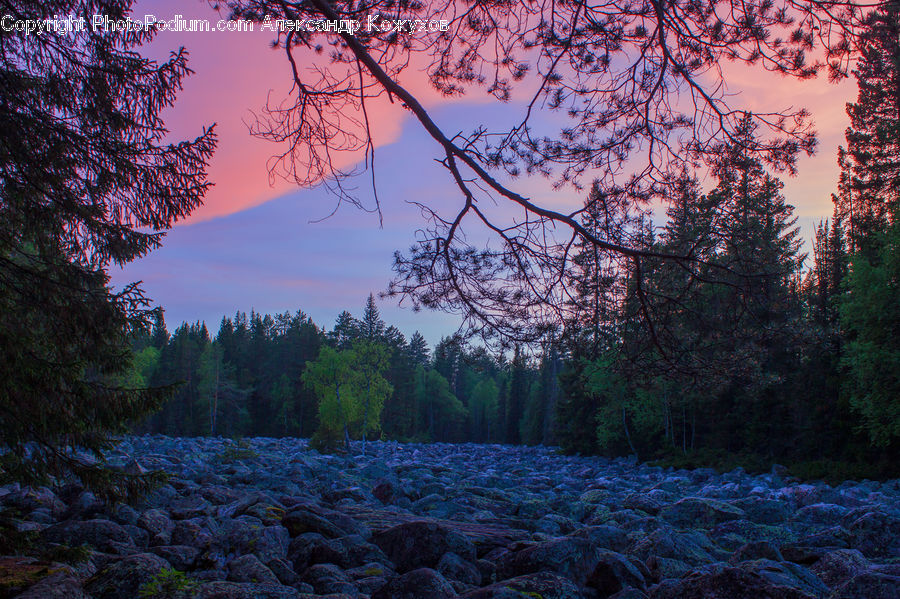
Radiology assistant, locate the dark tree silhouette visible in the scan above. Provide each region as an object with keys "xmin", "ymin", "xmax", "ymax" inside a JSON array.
[{"xmin": 0, "ymin": 0, "xmax": 215, "ymax": 497}]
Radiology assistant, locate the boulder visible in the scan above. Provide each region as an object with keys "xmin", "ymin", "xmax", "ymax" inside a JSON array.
[
  {"xmin": 289, "ymin": 532, "xmax": 390, "ymax": 571},
  {"xmin": 42, "ymin": 519, "xmax": 135, "ymax": 554},
  {"xmin": 168, "ymin": 494, "xmax": 213, "ymax": 520},
  {"xmin": 649, "ymin": 564, "xmax": 817, "ymax": 599},
  {"xmin": 212, "ymin": 518, "xmax": 289, "ymax": 563},
  {"xmin": 729, "ymin": 541, "xmax": 784, "ymax": 564},
  {"xmin": 847, "ymin": 512, "xmax": 900, "ymax": 559},
  {"xmin": 372, "ymin": 567, "xmax": 457, "ymax": 599},
  {"xmin": 659, "ymin": 497, "xmax": 746, "ymax": 529},
  {"xmin": 148, "ymin": 545, "xmax": 200, "ymax": 571},
  {"xmin": 194, "ymin": 581, "xmax": 301, "ymax": 598},
  {"xmin": 437, "ymin": 551, "xmax": 482, "ymax": 586},
  {"xmin": 828, "ymin": 571, "xmax": 900, "ymax": 599},
  {"xmin": 373, "ymin": 521, "xmax": 476, "ymax": 572},
  {"xmin": 629, "ymin": 527, "xmax": 719, "ymax": 566},
  {"xmin": 171, "ymin": 518, "xmax": 213, "ymax": 550},
  {"xmin": 11, "ymin": 567, "xmax": 88, "ymax": 599},
  {"xmin": 460, "ymin": 571, "xmax": 588, "ymax": 598},
  {"xmin": 496, "ymin": 537, "xmax": 599, "ymax": 585},
  {"xmin": 84, "ymin": 552, "xmax": 171, "ymax": 599},
  {"xmin": 227, "ymin": 554, "xmax": 280, "ymax": 585},
  {"xmin": 809, "ymin": 548, "xmax": 869, "ymax": 588}
]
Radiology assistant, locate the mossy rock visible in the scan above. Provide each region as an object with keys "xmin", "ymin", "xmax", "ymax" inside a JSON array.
[{"xmin": 0, "ymin": 557, "xmax": 63, "ymax": 598}]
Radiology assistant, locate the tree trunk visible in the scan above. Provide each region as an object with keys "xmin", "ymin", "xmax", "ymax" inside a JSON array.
[
  {"xmin": 362, "ymin": 378, "xmax": 370, "ymax": 455},
  {"xmin": 336, "ymin": 381, "xmax": 350, "ymax": 452},
  {"xmin": 211, "ymin": 357, "xmax": 219, "ymax": 436},
  {"xmin": 622, "ymin": 406, "xmax": 638, "ymax": 460}
]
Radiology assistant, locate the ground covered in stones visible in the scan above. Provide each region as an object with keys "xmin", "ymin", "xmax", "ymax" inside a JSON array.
[{"xmin": 2, "ymin": 436, "xmax": 900, "ymax": 598}]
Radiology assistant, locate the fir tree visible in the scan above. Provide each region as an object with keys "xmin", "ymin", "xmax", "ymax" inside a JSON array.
[
  {"xmin": 837, "ymin": 1, "xmax": 900, "ymax": 257},
  {"xmin": 0, "ymin": 0, "xmax": 214, "ymax": 496}
]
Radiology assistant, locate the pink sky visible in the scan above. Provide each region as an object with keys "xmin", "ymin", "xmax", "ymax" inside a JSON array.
[{"xmin": 119, "ymin": 1, "xmax": 859, "ymax": 341}]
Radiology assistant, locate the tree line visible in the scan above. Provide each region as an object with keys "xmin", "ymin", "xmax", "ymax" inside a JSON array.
[
  {"xmin": 554, "ymin": 2, "xmax": 900, "ymax": 477},
  {"xmin": 131, "ymin": 295, "xmax": 560, "ymax": 449},
  {"xmin": 135, "ymin": 3, "xmax": 900, "ymax": 478}
]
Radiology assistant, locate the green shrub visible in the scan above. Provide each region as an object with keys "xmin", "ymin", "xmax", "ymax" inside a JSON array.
[{"xmin": 137, "ymin": 568, "xmax": 198, "ymax": 599}]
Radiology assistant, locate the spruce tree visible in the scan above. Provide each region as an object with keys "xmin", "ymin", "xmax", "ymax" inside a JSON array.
[
  {"xmin": 0, "ymin": 0, "xmax": 215, "ymax": 497},
  {"xmin": 837, "ymin": 0, "xmax": 900, "ymax": 256},
  {"xmin": 838, "ymin": 1, "xmax": 900, "ymax": 449}
]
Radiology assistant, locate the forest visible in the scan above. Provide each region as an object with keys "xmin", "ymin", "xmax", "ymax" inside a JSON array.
[
  {"xmin": 2, "ymin": 0, "xmax": 899, "ymax": 496},
  {"xmin": 139, "ymin": 80, "xmax": 900, "ymax": 481}
]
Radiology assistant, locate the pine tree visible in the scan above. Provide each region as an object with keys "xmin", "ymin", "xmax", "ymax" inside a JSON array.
[
  {"xmin": 841, "ymin": 211, "xmax": 900, "ymax": 447},
  {"xmin": 408, "ymin": 332, "xmax": 430, "ymax": 366},
  {"xmin": 360, "ymin": 294, "xmax": 386, "ymax": 341},
  {"xmin": 837, "ymin": 0, "xmax": 900, "ymax": 257},
  {"xmin": 566, "ymin": 184, "xmax": 628, "ymax": 356},
  {"xmin": 330, "ymin": 311, "xmax": 360, "ymax": 349},
  {"xmin": 0, "ymin": 0, "xmax": 214, "ymax": 496},
  {"xmin": 504, "ymin": 346, "xmax": 528, "ymax": 444}
]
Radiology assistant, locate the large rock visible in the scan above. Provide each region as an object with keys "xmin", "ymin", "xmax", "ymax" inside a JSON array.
[
  {"xmin": 372, "ymin": 567, "xmax": 457, "ymax": 599},
  {"xmin": 570, "ymin": 525, "xmax": 630, "ymax": 552},
  {"xmin": 289, "ymin": 532, "xmax": 391, "ymax": 571},
  {"xmin": 84, "ymin": 552, "xmax": 171, "ymax": 599},
  {"xmin": 0, "ymin": 559, "xmax": 84, "ymax": 599},
  {"xmin": 299, "ymin": 563, "xmax": 357, "ymax": 595},
  {"xmin": 736, "ymin": 559, "xmax": 828, "ymax": 598},
  {"xmin": 212, "ymin": 518, "xmax": 289, "ymax": 563},
  {"xmin": 194, "ymin": 581, "xmax": 301, "ymax": 598},
  {"xmin": 828, "ymin": 571, "xmax": 900, "ymax": 599},
  {"xmin": 496, "ymin": 537, "xmax": 599, "ymax": 585},
  {"xmin": 809, "ymin": 548, "xmax": 869, "ymax": 588},
  {"xmin": 227, "ymin": 554, "xmax": 280, "ymax": 585},
  {"xmin": 497, "ymin": 537, "xmax": 646, "ymax": 593},
  {"xmin": 11, "ymin": 568, "xmax": 88, "ymax": 599},
  {"xmin": 148, "ymin": 545, "xmax": 200, "ymax": 571},
  {"xmin": 437, "ymin": 551, "xmax": 482, "ymax": 586},
  {"xmin": 649, "ymin": 564, "xmax": 817, "ymax": 599},
  {"xmin": 373, "ymin": 521, "xmax": 476, "ymax": 572},
  {"xmin": 731, "ymin": 497, "xmax": 792, "ymax": 525},
  {"xmin": 847, "ymin": 512, "xmax": 900, "ymax": 558},
  {"xmin": 42, "ymin": 519, "xmax": 135, "ymax": 554},
  {"xmin": 588, "ymin": 550, "xmax": 648, "ymax": 596},
  {"xmin": 659, "ymin": 498, "xmax": 746, "ymax": 529},
  {"xmin": 281, "ymin": 503, "xmax": 369, "ymax": 539},
  {"xmin": 629, "ymin": 527, "xmax": 719, "ymax": 566},
  {"xmin": 168, "ymin": 494, "xmax": 213, "ymax": 520},
  {"xmin": 460, "ymin": 571, "xmax": 589, "ymax": 598},
  {"xmin": 171, "ymin": 517, "xmax": 214, "ymax": 549}
]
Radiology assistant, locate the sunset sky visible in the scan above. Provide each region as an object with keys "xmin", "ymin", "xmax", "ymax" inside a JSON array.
[{"xmin": 112, "ymin": 1, "xmax": 858, "ymax": 346}]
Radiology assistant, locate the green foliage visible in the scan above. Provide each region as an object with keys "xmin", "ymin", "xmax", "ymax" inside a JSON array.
[
  {"xmin": 0, "ymin": 0, "xmax": 214, "ymax": 498},
  {"xmin": 841, "ymin": 215, "xmax": 900, "ymax": 446},
  {"xmin": 137, "ymin": 568, "xmax": 198, "ymax": 599},
  {"xmin": 837, "ymin": 0, "xmax": 900, "ymax": 257},
  {"xmin": 352, "ymin": 340, "xmax": 393, "ymax": 447},
  {"xmin": 0, "ymin": 558, "xmax": 62, "ymax": 597},
  {"xmin": 471, "ymin": 379, "xmax": 500, "ymax": 443},
  {"xmin": 215, "ymin": 438, "xmax": 259, "ymax": 463},
  {"xmin": 303, "ymin": 346, "xmax": 359, "ymax": 448},
  {"xmin": 414, "ymin": 366, "xmax": 468, "ymax": 441},
  {"xmin": 39, "ymin": 544, "xmax": 92, "ymax": 566}
]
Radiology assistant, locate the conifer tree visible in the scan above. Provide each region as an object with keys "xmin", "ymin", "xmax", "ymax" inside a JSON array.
[
  {"xmin": 837, "ymin": 0, "xmax": 900, "ymax": 257},
  {"xmin": 0, "ymin": 0, "xmax": 215, "ymax": 496},
  {"xmin": 838, "ymin": 1, "xmax": 900, "ymax": 449}
]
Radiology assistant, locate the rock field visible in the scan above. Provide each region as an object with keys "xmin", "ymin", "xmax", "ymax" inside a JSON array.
[{"xmin": 2, "ymin": 436, "xmax": 900, "ymax": 598}]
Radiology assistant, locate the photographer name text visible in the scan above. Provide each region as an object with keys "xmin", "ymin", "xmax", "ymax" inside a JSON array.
[{"xmin": 1, "ymin": 14, "xmax": 450, "ymax": 35}]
